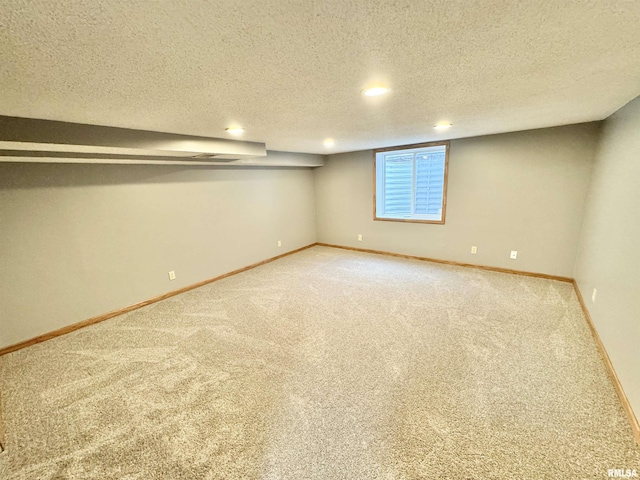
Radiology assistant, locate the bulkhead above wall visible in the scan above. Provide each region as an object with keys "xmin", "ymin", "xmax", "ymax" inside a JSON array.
[{"xmin": 0, "ymin": 116, "xmax": 324, "ymax": 168}]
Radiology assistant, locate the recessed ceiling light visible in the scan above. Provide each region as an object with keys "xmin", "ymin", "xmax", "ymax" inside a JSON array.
[
  {"xmin": 324, "ymin": 138, "xmax": 335, "ymax": 148},
  {"xmin": 434, "ymin": 123, "xmax": 452, "ymax": 130},
  {"xmin": 225, "ymin": 126, "xmax": 245, "ymax": 136},
  {"xmin": 362, "ymin": 86, "xmax": 389, "ymax": 97}
]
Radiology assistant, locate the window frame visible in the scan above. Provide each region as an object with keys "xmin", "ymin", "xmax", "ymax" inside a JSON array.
[{"xmin": 373, "ymin": 140, "xmax": 450, "ymax": 225}]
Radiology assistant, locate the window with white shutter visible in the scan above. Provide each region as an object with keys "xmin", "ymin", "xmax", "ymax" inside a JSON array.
[{"xmin": 374, "ymin": 141, "xmax": 449, "ymax": 223}]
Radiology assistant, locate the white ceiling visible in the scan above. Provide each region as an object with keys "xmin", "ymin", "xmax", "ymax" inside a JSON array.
[{"xmin": 2, "ymin": 0, "xmax": 640, "ymax": 154}]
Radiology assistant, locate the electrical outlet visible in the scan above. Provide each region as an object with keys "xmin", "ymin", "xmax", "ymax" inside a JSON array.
[
  {"xmin": 277, "ymin": 240, "xmax": 282, "ymax": 247},
  {"xmin": 471, "ymin": 246, "xmax": 477, "ymax": 254},
  {"xmin": 510, "ymin": 251, "xmax": 518, "ymax": 259},
  {"xmin": 357, "ymin": 234, "xmax": 363, "ymax": 242},
  {"xmin": 168, "ymin": 271, "xmax": 176, "ymax": 280},
  {"xmin": 592, "ymin": 288, "xmax": 597, "ymax": 302}
]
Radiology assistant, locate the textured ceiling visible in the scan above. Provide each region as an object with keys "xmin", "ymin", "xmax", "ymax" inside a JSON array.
[{"xmin": 2, "ymin": 1, "xmax": 640, "ymax": 154}]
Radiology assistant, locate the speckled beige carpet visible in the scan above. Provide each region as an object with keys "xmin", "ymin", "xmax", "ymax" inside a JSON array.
[{"xmin": 0, "ymin": 246, "xmax": 638, "ymax": 479}]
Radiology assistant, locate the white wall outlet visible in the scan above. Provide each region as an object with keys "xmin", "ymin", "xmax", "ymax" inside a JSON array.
[
  {"xmin": 277, "ymin": 240, "xmax": 282, "ymax": 247},
  {"xmin": 471, "ymin": 246, "xmax": 477, "ymax": 254},
  {"xmin": 357, "ymin": 234, "xmax": 363, "ymax": 242},
  {"xmin": 168, "ymin": 271, "xmax": 176, "ymax": 280},
  {"xmin": 592, "ymin": 288, "xmax": 597, "ymax": 302},
  {"xmin": 510, "ymin": 251, "xmax": 518, "ymax": 259}
]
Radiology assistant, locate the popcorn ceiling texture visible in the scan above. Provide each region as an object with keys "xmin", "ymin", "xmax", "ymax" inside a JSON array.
[
  {"xmin": 0, "ymin": 246, "xmax": 638, "ymax": 479},
  {"xmin": 1, "ymin": 1, "xmax": 640, "ymax": 153}
]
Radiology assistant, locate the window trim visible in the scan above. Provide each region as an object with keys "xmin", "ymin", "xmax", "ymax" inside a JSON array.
[{"xmin": 373, "ymin": 140, "xmax": 450, "ymax": 225}]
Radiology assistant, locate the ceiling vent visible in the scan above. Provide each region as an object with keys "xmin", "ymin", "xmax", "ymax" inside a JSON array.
[{"xmin": 0, "ymin": 116, "xmax": 267, "ymax": 165}]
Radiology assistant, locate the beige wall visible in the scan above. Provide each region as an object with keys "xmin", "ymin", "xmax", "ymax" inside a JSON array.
[
  {"xmin": 314, "ymin": 123, "xmax": 600, "ymax": 277},
  {"xmin": 574, "ymin": 96, "xmax": 640, "ymax": 419},
  {"xmin": 0, "ymin": 159, "xmax": 317, "ymax": 349}
]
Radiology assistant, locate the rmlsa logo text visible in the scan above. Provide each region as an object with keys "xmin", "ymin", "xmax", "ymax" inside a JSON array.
[{"xmin": 608, "ymin": 469, "xmax": 638, "ymax": 478}]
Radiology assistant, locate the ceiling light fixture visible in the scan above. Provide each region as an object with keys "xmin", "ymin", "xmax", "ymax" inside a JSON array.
[
  {"xmin": 225, "ymin": 126, "xmax": 245, "ymax": 136},
  {"xmin": 434, "ymin": 123, "xmax": 452, "ymax": 131},
  {"xmin": 324, "ymin": 138, "xmax": 335, "ymax": 148},
  {"xmin": 362, "ymin": 86, "xmax": 389, "ymax": 97}
]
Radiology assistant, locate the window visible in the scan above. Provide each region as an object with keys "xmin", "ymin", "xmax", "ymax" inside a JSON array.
[{"xmin": 374, "ymin": 141, "xmax": 449, "ymax": 224}]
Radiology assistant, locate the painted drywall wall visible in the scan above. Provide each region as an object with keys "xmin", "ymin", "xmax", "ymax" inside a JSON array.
[
  {"xmin": 0, "ymin": 155, "xmax": 318, "ymax": 349},
  {"xmin": 314, "ymin": 123, "xmax": 600, "ymax": 277},
  {"xmin": 574, "ymin": 96, "xmax": 640, "ymax": 420}
]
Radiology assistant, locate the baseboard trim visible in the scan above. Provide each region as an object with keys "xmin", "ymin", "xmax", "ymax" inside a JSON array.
[
  {"xmin": 572, "ymin": 280, "xmax": 640, "ymax": 447},
  {"xmin": 0, "ymin": 243, "xmax": 317, "ymax": 357},
  {"xmin": 0, "ymin": 387, "xmax": 4, "ymax": 452},
  {"xmin": 316, "ymin": 243, "xmax": 574, "ymax": 282}
]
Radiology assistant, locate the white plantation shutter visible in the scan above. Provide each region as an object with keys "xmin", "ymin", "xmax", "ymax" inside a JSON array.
[
  {"xmin": 383, "ymin": 153, "xmax": 413, "ymax": 216},
  {"xmin": 415, "ymin": 151, "xmax": 445, "ymax": 215},
  {"xmin": 375, "ymin": 144, "xmax": 448, "ymax": 222}
]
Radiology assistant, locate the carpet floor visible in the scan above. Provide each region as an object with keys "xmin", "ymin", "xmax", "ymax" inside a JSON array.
[{"xmin": 0, "ymin": 246, "xmax": 638, "ymax": 479}]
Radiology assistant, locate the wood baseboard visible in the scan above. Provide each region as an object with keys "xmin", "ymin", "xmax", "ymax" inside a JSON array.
[
  {"xmin": 0, "ymin": 385, "xmax": 4, "ymax": 452},
  {"xmin": 572, "ymin": 281, "xmax": 640, "ymax": 447},
  {"xmin": 0, "ymin": 243, "xmax": 317, "ymax": 357},
  {"xmin": 316, "ymin": 242, "xmax": 574, "ymax": 282}
]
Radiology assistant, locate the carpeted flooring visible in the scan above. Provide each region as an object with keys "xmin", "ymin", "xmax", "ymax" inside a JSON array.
[{"xmin": 0, "ymin": 246, "xmax": 638, "ymax": 479}]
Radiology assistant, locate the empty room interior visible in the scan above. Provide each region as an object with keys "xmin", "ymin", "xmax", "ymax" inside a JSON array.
[{"xmin": 1, "ymin": 1, "xmax": 640, "ymax": 478}]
